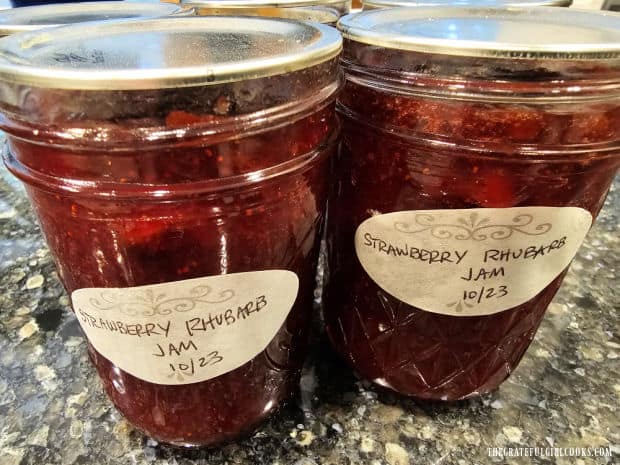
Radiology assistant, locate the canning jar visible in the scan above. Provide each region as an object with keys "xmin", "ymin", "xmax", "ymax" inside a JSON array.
[
  {"xmin": 0, "ymin": 17, "xmax": 342, "ymax": 446},
  {"xmin": 0, "ymin": 1, "xmax": 188, "ymax": 37},
  {"xmin": 325, "ymin": 7, "xmax": 620, "ymax": 401},
  {"xmin": 182, "ymin": 0, "xmax": 349, "ymax": 24},
  {"xmin": 362, "ymin": 0, "xmax": 570, "ymax": 9}
]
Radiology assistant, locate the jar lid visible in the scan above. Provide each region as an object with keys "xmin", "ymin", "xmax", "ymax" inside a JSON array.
[
  {"xmin": 338, "ymin": 7, "xmax": 620, "ymax": 60},
  {"xmin": 190, "ymin": 8, "xmax": 341, "ymax": 24},
  {"xmin": 363, "ymin": 0, "xmax": 570, "ymax": 9},
  {"xmin": 181, "ymin": 0, "xmax": 345, "ymax": 23},
  {"xmin": 182, "ymin": 0, "xmax": 345, "ymax": 8},
  {"xmin": 0, "ymin": 16, "xmax": 342, "ymax": 90},
  {"xmin": 0, "ymin": 2, "xmax": 188, "ymax": 37}
]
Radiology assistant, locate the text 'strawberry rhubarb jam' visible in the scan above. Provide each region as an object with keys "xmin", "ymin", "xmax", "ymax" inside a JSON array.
[
  {"xmin": 324, "ymin": 7, "xmax": 620, "ymax": 401},
  {"xmin": 0, "ymin": 17, "xmax": 342, "ymax": 446}
]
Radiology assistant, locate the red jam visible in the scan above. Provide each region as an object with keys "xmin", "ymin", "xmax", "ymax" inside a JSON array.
[
  {"xmin": 12, "ymin": 110, "xmax": 335, "ymax": 445},
  {"xmin": 6, "ymin": 92, "xmax": 337, "ymax": 445},
  {"xmin": 323, "ymin": 37, "xmax": 620, "ymax": 400},
  {"xmin": 0, "ymin": 18, "xmax": 341, "ymax": 445},
  {"xmin": 6, "ymin": 98, "xmax": 337, "ymax": 445}
]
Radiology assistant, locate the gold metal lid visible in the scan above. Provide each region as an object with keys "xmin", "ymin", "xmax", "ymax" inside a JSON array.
[
  {"xmin": 338, "ymin": 7, "xmax": 620, "ymax": 60},
  {"xmin": 363, "ymin": 0, "xmax": 571, "ymax": 9},
  {"xmin": 190, "ymin": 7, "xmax": 342, "ymax": 23},
  {"xmin": 182, "ymin": 0, "xmax": 346, "ymax": 8},
  {"xmin": 0, "ymin": 2, "xmax": 188, "ymax": 37},
  {"xmin": 182, "ymin": 0, "xmax": 349, "ymax": 23},
  {"xmin": 0, "ymin": 16, "xmax": 342, "ymax": 90}
]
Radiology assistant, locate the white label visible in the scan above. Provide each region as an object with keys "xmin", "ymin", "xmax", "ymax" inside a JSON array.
[
  {"xmin": 355, "ymin": 207, "xmax": 592, "ymax": 317},
  {"xmin": 72, "ymin": 270, "xmax": 299, "ymax": 385}
]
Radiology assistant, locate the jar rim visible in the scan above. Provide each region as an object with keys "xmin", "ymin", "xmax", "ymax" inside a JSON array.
[
  {"xmin": 0, "ymin": 74, "xmax": 342, "ymax": 148},
  {"xmin": 338, "ymin": 7, "xmax": 620, "ymax": 60},
  {"xmin": 362, "ymin": 0, "xmax": 571, "ymax": 9},
  {"xmin": 0, "ymin": 2, "xmax": 189, "ymax": 37},
  {"xmin": 341, "ymin": 61, "xmax": 620, "ymax": 103}
]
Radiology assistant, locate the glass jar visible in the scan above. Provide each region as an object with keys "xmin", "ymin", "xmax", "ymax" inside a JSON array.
[
  {"xmin": 0, "ymin": 17, "xmax": 342, "ymax": 446},
  {"xmin": 0, "ymin": 1, "xmax": 189, "ymax": 37},
  {"xmin": 325, "ymin": 7, "xmax": 620, "ymax": 401},
  {"xmin": 362, "ymin": 0, "xmax": 570, "ymax": 9},
  {"xmin": 182, "ymin": 0, "xmax": 350, "ymax": 24}
]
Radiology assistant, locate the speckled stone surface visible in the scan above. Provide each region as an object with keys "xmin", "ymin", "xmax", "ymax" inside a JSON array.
[{"xmin": 0, "ymin": 155, "xmax": 618, "ymax": 465}]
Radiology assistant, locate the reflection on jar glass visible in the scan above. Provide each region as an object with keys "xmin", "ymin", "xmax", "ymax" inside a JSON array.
[
  {"xmin": 324, "ymin": 7, "xmax": 620, "ymax": 401},
  {"xmin": 0, "ymin": 16, "xmax": 342, "ymax": 446}
]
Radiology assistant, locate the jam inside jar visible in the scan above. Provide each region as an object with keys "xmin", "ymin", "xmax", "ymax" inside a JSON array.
[
  {"xmin": 324, "ymin": 8, "xmax": 620, "ymax": 400},
  {"xmin": 0, "ymin": 17, "xmax": 342, "ymax": 445}
]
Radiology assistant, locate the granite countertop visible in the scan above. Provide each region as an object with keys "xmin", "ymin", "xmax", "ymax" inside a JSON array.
[{"xmin": 1, "ymin": 154, "xmax": 618, "ymax": 465}]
